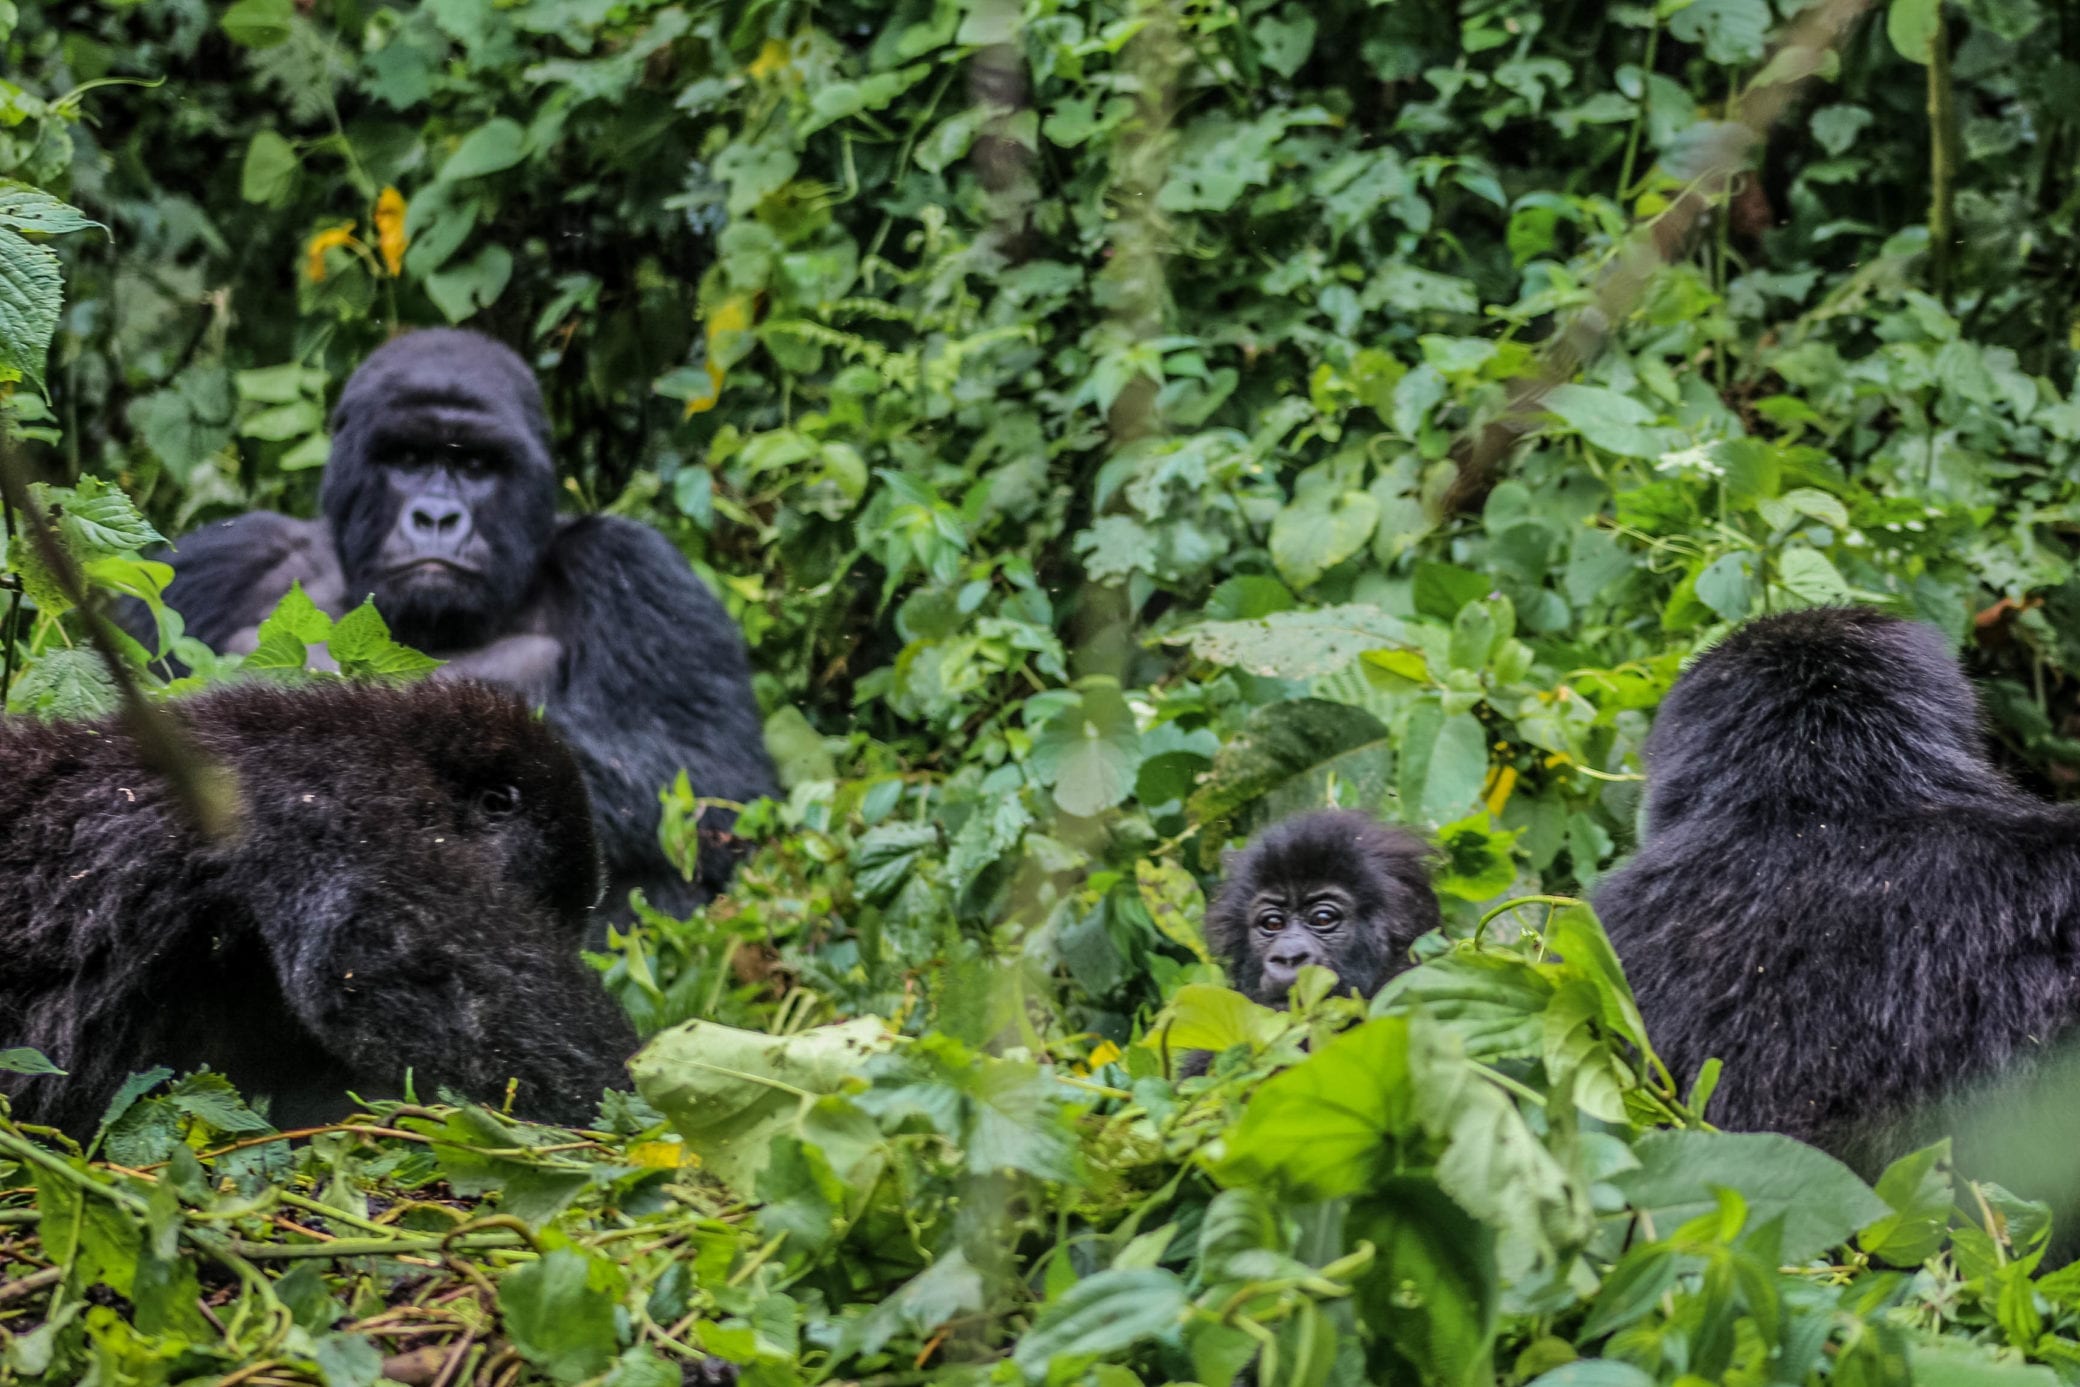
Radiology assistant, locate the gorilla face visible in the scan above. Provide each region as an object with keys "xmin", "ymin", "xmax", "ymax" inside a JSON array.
[
  {"xmin": 323, "ymin": 332, "xmax": 559, "ymax": 651},
  {"xmin": 1205, "ymin": 810, "xmax": 1442, "ymax": 1007}
]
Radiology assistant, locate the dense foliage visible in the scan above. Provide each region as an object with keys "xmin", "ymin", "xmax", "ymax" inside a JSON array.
[{"xmin": 11, "ymin": 0, "xmax": 2080, "ymax": 1382}]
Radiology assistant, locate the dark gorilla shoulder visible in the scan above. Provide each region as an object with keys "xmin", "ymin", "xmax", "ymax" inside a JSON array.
[
  {"xmin": 121, "ymin": 328, "xmax": 779, "ymax": 923},
  {"xmin": 0, "ymin": 679, "xmax": 636, "ymax": 1132},
  {"xmin": 1596, "ymin": 604, "xmax": 2080, "ymax": 1214}
]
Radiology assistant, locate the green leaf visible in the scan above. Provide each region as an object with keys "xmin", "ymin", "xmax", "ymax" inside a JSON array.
[
  {"xmin": 241, "ymin": 129, "xmax": 299, "ymax": 205},
  {"xmin": 1271, "ymin": 489, "xmax": 1381, "ymax": 589},
  {"xmin": 1776, "ymin": 546, "xmax": 1852, "ymax": 603},
  {"xmin": 1615, "ymin": 1130, "xmax": 1891, "ymax": 1263},
  {"xmin": 328, "ymin": 599, "xmax": 442, "ymax": 680},
  {"xmin": 1214, "ymin": 1017, "xmax": 1415, "ymax": 1197},
  {"xmin": 1860, "ymin": 1139, "xmax": 1954, "ymax": 1265},
  {"xmin": 239, "ymin": 398, "xmax": 324, "ymax": 442},
  {"xmin": 442, "ymin": 117, "xmax": 529, "ymax": 179},
  {"xmin": 0, "ymin": 181, "xmax": 102, "ymax": 235},
  {"xmin": 6, "ymin": 648, "xmax": 118, "ymax": 719},
  {"xmin": 1541, "ymin": 384, "xmax": 1681, "ymax": 459},
  {"xmin": 1166, "ymin": 604, "xmax": 1407, "ymax": 680},
  {"xmin": 1150, "ymin": 984, "xmax": 1285, "ymax": 1056},
  {"xmin": 630, "ymin": 1016, "xmax": 892, "ymax": 1195},
  {"xmin": 1135, "ymin": 858, "xmax": 1213, "ymax": 966},
  {"xmin": 57, "ymin": 477, "xmax": 166, "ymax": 557},
  {"xmin": 0, "ymin": 226, "xmax": 61, "ymax": 393},
  {"xmin": 1693, "ymin": 552, "xmax": 1757, "ymax": 622},
  {"xmin": 221, "ymin": 0, "xmax": 293, "ymax": 47},
  {"xmin": 1398, "ymin": 704, "xmax": 1488, "ymax": 824},
  {"xmin": 762, "ymin": 704, "xmax": 836, "ymax": 787},
  {"xmin": 1030, "ymin": 682, "xmax": 1143, "ymax": 818},
  {"xmin": 425, "ymin": 243, "xmax": 514, "ymax": 322},
  {"xmin": 499, "ymin": 1248, "xmax": 627, "ymax": 1385},
  {"xmin": 1887, "ymin": 0, "xmax": 1941, "ymax": 62},
  {"xmin": 1250, "ymin": 3, "xmax": 1318, "ymax": 78},
  {"xmin": 1350, "ymin": 1180, "xmax": 1499, "ymax": 1387},
  {"xmin": 1187, "ymin": 699, "xmax": 1393, "ymax": 858},
  {"xmin": 1010, "ymin": 1268, "xmax": 1189, "ymax": 1379},
  {"xmin": 0, "ymin": 1047, "xmax": 63, "ymax": 1075},
  {"xmin": 1376, "ymin": 952, "xmax": 1553, "ymax": 1060},
  {"xmin": 1667, "ymin": 0, "xmax": 1771, "ymax": 65},
  {"xmin": 1908, "ymin": 1340, "xmax": 2061, "ymax": 1387}
]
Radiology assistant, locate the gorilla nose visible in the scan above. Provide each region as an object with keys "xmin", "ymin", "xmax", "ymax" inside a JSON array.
[{"xmin": 406, "ymin": 497, "xmax": 471, "ymax": 546}]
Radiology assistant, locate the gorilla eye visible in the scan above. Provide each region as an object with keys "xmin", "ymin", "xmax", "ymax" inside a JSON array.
[
  {"xmin": 1254, "ymin": 912, "xmax": 1285, "ymax": 934},
  {"xmin": 476, "ymin": 785, "xmax": 523, "ymax": 818},
  {"xmin": 1308, "ymin": 905, "xmax": 1342, "ymax": 929}
]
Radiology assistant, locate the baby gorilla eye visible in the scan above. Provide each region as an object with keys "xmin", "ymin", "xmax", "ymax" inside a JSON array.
[
  {"xmin": 1308, "ymin": 905, "xmax": 1342, "ymax": 928},
  {"xmin": 1254, "ymin": 912, "xmax": 1285, "ymax": 934},
  {"xmin": 476, "ymin": 784, "xmax": 523, "ymax": 818}
]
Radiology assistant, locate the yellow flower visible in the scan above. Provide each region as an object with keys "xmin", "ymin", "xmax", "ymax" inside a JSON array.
[
  {"xmin": 747, "ymin": 38, "xmax": 790, "ymax": 80},
  {"xmin": 304, "ymin": 224, "xmax": 358, "ymax": 282},
  {"xmin": 373, "ymin": 187, "xmax": 408, "ymax": 276},
  {"xmin": 1483, "ymin": 764, "xmax": 1518, "ymax": 819},
  {"xmin": 684, "ymin": 293, "xmax": 758, "ymax": 417}
]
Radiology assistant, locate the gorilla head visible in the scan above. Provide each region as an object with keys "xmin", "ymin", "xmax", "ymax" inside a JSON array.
[
  {"xmin": 1205, "ymin": 810, "xmax": 1442, "ymax": 1006},
  {"xmin": 321, "ymin": 330, "xmax": 559, "ymax": 651},
  {"xmin": 1635, "ymin": 604, "xmax": 1990, "ymax": 836}
]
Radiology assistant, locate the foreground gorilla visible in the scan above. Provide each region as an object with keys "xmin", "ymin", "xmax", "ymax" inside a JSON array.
[
  {"xmin": 1206, "ymin": 810, "xmax": 1443, "ymax": 1006},
  {"xmin": 124, "ymin": 330, "xmax": 778, "ymax": 919},
  {"xmin": 1597, "ymin": 606, "xmax": 2080, "ymax": 1186},
  {"xmin": 0, "ymin": 681, "xmax": 636, "ymax": 1133}
]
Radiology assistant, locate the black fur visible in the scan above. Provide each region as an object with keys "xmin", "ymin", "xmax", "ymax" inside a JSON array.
[
  {"xmin": 1596, "ymin": 605, "xmax": 2080, "ymax": 1183},
  {"xmin": 122, "ymin": 329, "xmax": 779, "ymax": 921},
  {"xmin": 1206, "ymin": 810, "xmax": 1442, "ymax": 1007},
  {"xmin": 0, "ymin": 680, "xmax": 636, "ymax": 1132}
]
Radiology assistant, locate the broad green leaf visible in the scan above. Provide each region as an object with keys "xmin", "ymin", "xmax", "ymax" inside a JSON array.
[
  {"xmin": 220, "ymin": 0, "xmax": 293, "ymax": 47},
  {"xmin": 1270, "ymin": 489, "xmax": 1380, "ymax": 589},
  {"xmin": 1148, "ymin": 984, "xmax": 1285, "ymax": 1056},
  {"xmin": 241, "ymin": 129, "xmax": 299, "ymax": 205},
  {"xmin": 6, "ymin": 648, "xmax": 118, "ymax": 719},
  {"xmin": 1693, "ymin": 552, "xmax": 1757, "ymax": 622},
  {"xmin": 1376, "ymin": 952, "xmax": 1553, "ymax": 1060},
  {"xmin": 0, "ymin": 226, "xmax": 60, "ymax": 393},
  {"xmin": 0, "ymin": 181, "xmax": 102, "ymax": 235},
  {"xmin": 499, "ymin": 1248, "xmax": 627, "ymax": 1385},
  {"xmin": 425, "ymin": 243, "xmax": 514, "ymax": 322},
  {"xmin": 1542, "ymin": 384, "xmax": 1681, "ymax": 459},
  {"xmin": 1166, "ymin": 604, "xmax": 1407, "ymax": 680},
  {"xmin": 1398, "ymin": 704, "xmax": 1488, "ymax": 824},
  {"xmin": 442, "ymin": 117, "xmax": 529, "ymax": 179},
  {"xmin": 1776, "ymin": 546, "xmax": 1852, "ymax": 604},
  {"xmin": 1030, "ymin": 682, "xmax": 1142, "ymax": 818},
  {"xmin": 1350, "ymin": 1180, "xmax": 1499, "ymax": 1387},
  {"xmin": 1615, "ymin": 1130, "xmax": 1891, "ymax": 1263},
  {"xmin": 1214, "ymin": 1017, "xmax": 1415, "ymax": 1197},
  {"xmin": 239, "ymin": 398, "xmax": 324, "ymax": 442},
  {"xmin": 1667, "ymin": 0, "xmax": 1770, "ymax": 65},
  {"xmin": 56, "ymin": 478, "xmax": 165, "ymax": 557},
  {"xmin": 328, "ymin": 599, "xmax": 442, "ymax": 680},
  {"xmin": 0, "ymin": 1047, "xmax": 63, "ymax": 1075},
  {"xmin": 1011, "ymin": 1268, "xmax": 1189, "ymax": 1378},
  {"xmin": 1135, "ymin": 858, "xmax": 1213, "ymax": 965},
  {"xmin": 1908, "ymin": 1340, "xmax": 2061, "ymax": 1387},
  {"xmin": 1887, "ymin": 0, "xmax": 1941, "ymax": 62},
  {"xmin": 1188, "ymin": 699, "xmax": 1393, "ymax": 858},
  {"xmin": 1860, "ymin": 1139, "xmax": 1954, "ymax": 1265},
  {"xmin": 631, "ymin": 1016, "xmax": 892, "ymax": 1194}
]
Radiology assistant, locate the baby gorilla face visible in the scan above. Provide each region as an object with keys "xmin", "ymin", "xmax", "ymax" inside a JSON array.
[
  {"xmin": 1246, "ymin": 880, "xmax": 1367, "ymax": 999},
  {"xmin": 1206, "ymin": 809, "xmax": 1443, "ymax": 1008}
]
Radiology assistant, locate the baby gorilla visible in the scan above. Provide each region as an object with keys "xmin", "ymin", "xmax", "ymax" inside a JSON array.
[
  {"xmin": 1597, "ymin": 606, "xmax": 2080, "ymax": 1195},
  {"xmin": 1206, "ymin": 810, "xmax": 1442, "ymax": 1006},
  {"xmin": 0, "ymin": 680, "xmax": 637, "ymax": 1133}
]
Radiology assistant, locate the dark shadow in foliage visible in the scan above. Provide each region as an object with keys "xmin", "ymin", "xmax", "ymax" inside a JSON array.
[
  {"xmin": 1597, "ymin": 605, "xmax": 2080, "ymax": 1247},
  {"xmin": 1185, "ymin": 809, "xmax": 1441, "ymax": 1076},
  {"xmin": 118, "ymin": 330, "xmax": 779, "ymax": 924},
  {"xmin": 0, "ymin": 680, "xmax": 636, "ymax": 1132}
]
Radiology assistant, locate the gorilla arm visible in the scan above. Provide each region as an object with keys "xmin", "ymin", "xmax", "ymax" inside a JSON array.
[
  {"xmin": 535, "ymin": 516, "xmax": 779, "ymax": 913},
  {"xmin": 116, "ymin": 512, "xmax": 346, "ymax": 659}
]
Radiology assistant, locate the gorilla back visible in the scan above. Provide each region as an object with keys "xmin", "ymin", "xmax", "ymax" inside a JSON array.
[
  {"xmin": 126, "ymin": 329, "xmax": 779, "ymax": 920},
  {"xmin": 0, "ymin": 680, "xmax": 636, "ymax": 1132},
  {"xmin": 1596, "ymin": 606, "xmax": 2080, "ymax": 1179}
]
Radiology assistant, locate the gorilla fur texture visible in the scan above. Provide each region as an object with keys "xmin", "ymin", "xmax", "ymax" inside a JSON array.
[
  {"xmin": 1206, "ymin": 810, "xmax": 1442, "ymax": 1007},
  {"xmin": 1596, "ymin": 605, "xmax": 2080, "ymax": 1185},
  {"xmin": 0, "ymin": 680, "xmax": 636, "ymax": 1133},
  {"xmin": 122, "ymin": 329, "xmax": 778, "ymax": 921}
]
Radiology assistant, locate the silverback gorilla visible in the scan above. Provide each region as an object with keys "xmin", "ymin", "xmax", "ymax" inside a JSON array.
[
  {"xmin": 1596, "ymin": 606, "xmax": 2080, "ymax": 1191},
  {"xmin": 0, "ymin": 680, "xmax": 636, "ymax": 1133},
  {"xmin": 123, "ymin": 330, "xmax": 778, "ymax": 920},
  {"xmin": 1206, "ymin": 810, "xmax": 1442, "ymax": 1007}
]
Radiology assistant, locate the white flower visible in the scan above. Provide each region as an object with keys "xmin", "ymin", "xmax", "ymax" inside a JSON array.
[{"xmin": 1655, "ymin": 442, "xmax": 1726, "ymax": 479}]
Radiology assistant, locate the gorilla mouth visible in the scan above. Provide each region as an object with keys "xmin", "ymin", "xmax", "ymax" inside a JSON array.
[{"xmin": 386, "ymin": 559, "xmax": 484, "ymax": 582}]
